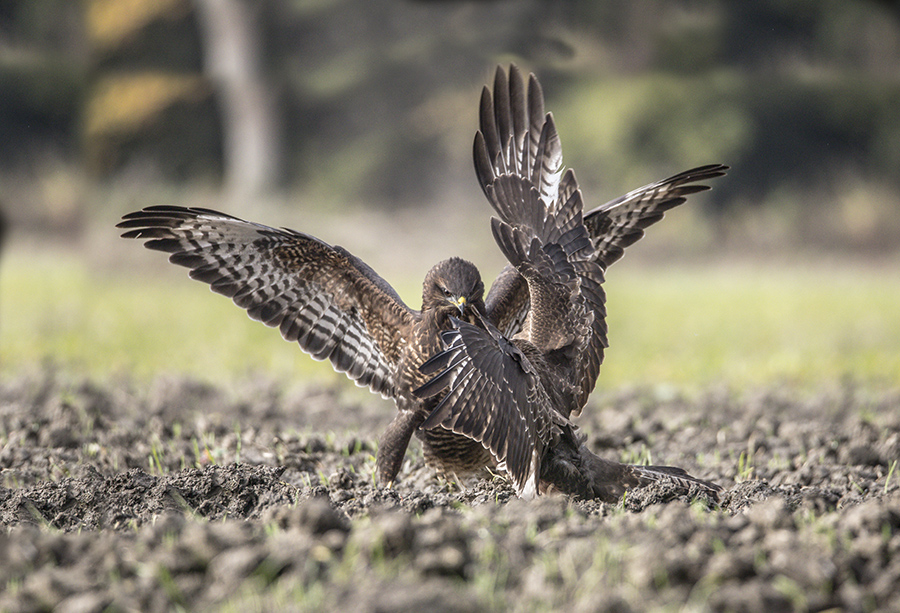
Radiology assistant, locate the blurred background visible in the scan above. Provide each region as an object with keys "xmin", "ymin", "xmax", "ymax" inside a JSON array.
[{"xmin": 1, "ymin": 0, "xmax": 899, "ymax": 390}]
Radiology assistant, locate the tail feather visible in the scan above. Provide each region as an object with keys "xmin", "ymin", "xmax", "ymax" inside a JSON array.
[{"xmin": 633, "ymin": 464, "xmax": 723, "ymax": 498}]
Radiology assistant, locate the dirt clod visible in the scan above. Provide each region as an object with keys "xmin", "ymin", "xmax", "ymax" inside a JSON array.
[{"xmin": 1, "ymin": 372, "xmax": 898, "ymax": 611}]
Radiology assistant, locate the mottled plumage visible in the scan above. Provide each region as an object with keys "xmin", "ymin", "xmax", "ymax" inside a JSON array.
[
  {"xmin": 414, "ymin": 67, "xmax": 725, "ymax": 499},
  {"xmin": 119, "ymin": 65, "xmax": 726, "ymax": 501}
]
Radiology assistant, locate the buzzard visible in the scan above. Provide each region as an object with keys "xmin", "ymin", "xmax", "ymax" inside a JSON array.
[{"xmin": 119, "ymin": 65, "xmax": 726, "ymax": 501}]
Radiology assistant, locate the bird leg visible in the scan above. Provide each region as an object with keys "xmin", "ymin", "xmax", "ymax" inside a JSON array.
[{"xmin": 376, "ymin": 409, "xmax": 425, "ymax": 485}]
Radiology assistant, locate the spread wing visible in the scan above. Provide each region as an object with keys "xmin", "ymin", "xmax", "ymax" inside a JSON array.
[
  {"xmin": 414, "ymin": 313, "xmax": 555, "ymax": 499},
  {"xmin": 585, "ymin": 163, "xmax": 728, "ymax": 269},
  {"xmin": 118, "ymin": 206, "xmax": 416, "ymax": 398},
  {"xmin": 413, "ymin": 65, "xmax": 606, "ymax": 496},
  {"xmin": 481, "ymin": 66, "xmax": 728, "ymax": 395},
  {"xmin": 487, "ymin": 164, "xmax": 728, "ymax": 341},
  {"xmin": 477, "ymin": 64, "xmax": 607, "ymax": 409}
]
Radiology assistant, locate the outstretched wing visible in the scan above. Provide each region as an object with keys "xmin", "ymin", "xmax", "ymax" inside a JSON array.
[
  {"xmin": 414, "ymin": 313, "xmax": 554, "ymax": 499},
  {"xmin": 486, "ymin": 165, "xmax": 728, "ymax": 344},
  {"xmin": 481, "ymin": 67, "xmax": 728, "ymax": 400},
  {"xmin": 477, "ymin": 64, "xmax": 607, "ymax": 409},
  {"xmin": 415, "ymin": 65, "xmax": 605, "ymax": 497},
  {"xmin": 118, "ymin": 206, "xmax": 416, "ymax": 398},
  {"xmin": 585, "ymin": 163, "xmax": 728, "ymax": 269}
]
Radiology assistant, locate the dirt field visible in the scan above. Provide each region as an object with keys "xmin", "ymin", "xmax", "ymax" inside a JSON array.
[{"xmin": 1, "ymin": 370, "xmax": 898, "ymax": 612}]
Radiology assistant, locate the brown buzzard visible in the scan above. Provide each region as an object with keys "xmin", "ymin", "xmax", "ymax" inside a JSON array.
[{"xmin": 119, "ymin": 65, "xmax": 726, "ymax": 501}]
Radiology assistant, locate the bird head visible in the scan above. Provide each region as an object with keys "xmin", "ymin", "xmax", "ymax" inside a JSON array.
[{"xmin": 422, "ymin": 257, "xmax": 485, "ymax": 320}]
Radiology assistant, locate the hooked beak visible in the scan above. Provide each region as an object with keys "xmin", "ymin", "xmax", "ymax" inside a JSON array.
[{"xmin": 454, "ymin": 296, "xmax": 467, "ymax": 315}]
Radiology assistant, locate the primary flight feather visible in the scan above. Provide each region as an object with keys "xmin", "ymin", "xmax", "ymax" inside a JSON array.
[{"xmin": 119, "ymin": 65, "xmax": 727, "ymax": 501}]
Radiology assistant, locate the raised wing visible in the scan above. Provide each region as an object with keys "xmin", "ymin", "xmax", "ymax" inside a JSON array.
[
  {"xmin": 414, "ymin": 65, "xmax": 606, "ymax": 497},
  {"xmin": 481, "ymin": 67, "xmax": 727, "ymax": 402},
  {"xmin": 414, "ymin": 313, "xmax": 554, "ymax": 498},
  {"xmin": 585, "ymin": 163, "xmax": 728, "ymax": 269},
  {"xmin": 118, "ymin": 206, "xmax": 416, "ymax": 398},
  {"xmin": 486, "ymin": 164, "xmax": 728, "ymax": 344},
  {"xmin": 478, "ymin": 65, "xmax": 607, "ymax": 409}
]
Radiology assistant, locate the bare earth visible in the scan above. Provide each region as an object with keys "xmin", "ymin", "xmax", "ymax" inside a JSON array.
[{"xmin": 1, "ymin": 371, "xmax": 898, "ymax": 612}]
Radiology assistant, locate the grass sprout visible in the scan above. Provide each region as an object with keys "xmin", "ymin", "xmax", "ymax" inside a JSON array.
[{"xmin": 885, "ymin": 459, "xmax": 898, "ymax": 494}]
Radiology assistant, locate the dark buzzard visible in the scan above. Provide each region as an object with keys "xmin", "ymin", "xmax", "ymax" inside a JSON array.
[{"xmin": 119, "ymin": 65, "xmax": 726, "ymax": 501}]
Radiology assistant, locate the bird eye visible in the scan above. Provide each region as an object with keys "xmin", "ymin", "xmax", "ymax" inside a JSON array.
[{"xmin": 442, "ymin": 287, "xmax": 452, "ymax": 297}]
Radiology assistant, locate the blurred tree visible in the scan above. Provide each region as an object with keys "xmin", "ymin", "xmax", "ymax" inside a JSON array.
[
  {"xmin": 268, "ymin": 0, "xmax": 547, "ymax": 207},
  {"xmin": 3, "ymin": 0, "xmax": 899, "ymax": 249},
  {"xmin": 193, "ymin": 0, "xmax": 283, "ymax": 198},
  {"xmin": 0, "ymin": 0, "xmax": 86, "ymax": 231},
  {"xmin": 545, "ymin": 0, "xmax": 900, "ymax": 230},
  {"xmin": 0, "ymin": 0, "xmax": 84, "ymax": 162},
  {"xmin": 84, "ymin": 0, "xmax": 220, "ymax": 181}
]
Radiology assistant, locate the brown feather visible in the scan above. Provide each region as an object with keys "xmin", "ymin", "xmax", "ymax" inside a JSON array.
[{"xmin": 120, "ymin": 66, "xmax": 727, "ymax": 501}]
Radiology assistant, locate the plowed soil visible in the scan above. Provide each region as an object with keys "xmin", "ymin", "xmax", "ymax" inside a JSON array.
[{"xmin": 1, "ymin": 371, "xmax": 898, "ymax": 612}]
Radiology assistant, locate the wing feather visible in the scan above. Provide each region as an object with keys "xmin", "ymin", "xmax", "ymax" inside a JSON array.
[
  {"xmin": 585, "ymin": 163, "xmax": 729, "ymax": 269},
  {"xmin": 118, "ymin": 206, "xmax": 416, "ymax": 398},
  {"xmin": 476, "ymin": 66, "xmax": 605, "ymax": 409},
  {"xmin": 415, "ymin": 314, "xmax": 554, "ymax": 498},
  {"xmin": 481, "ymin": 66, "xmax": 727, "ymax": 407}
]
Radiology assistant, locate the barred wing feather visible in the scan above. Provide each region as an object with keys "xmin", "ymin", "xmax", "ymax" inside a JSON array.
[{"xmin": 118, "ymin": 206, "xmax": 416, "ymax": 399}]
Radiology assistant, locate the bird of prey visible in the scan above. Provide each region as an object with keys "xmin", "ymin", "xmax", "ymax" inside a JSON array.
[{"xmin": 119, "ymin": 65, "xmax": 726, "ymax": 502}]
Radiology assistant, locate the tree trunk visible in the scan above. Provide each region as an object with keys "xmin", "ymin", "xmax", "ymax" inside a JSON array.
[{"xmin": 193, "ymin": 0, "xmax": 282, "ymax": 198}]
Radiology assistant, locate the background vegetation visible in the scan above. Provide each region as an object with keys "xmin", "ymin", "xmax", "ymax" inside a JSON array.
[{"xmin": 1, "ymin": 0, "xmax": 898, "ymax": 389}]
